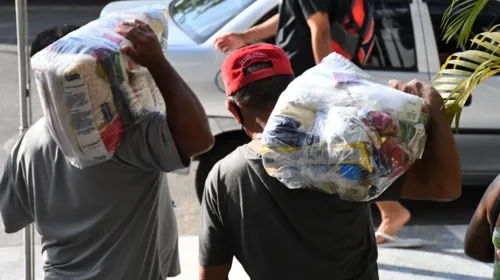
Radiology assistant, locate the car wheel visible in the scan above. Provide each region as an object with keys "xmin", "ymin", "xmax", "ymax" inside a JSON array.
[{"xmin": 195, "ymin": 131, "xmax": 251, "ymax": 203}]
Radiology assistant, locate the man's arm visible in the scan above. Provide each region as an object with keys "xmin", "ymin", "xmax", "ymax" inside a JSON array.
[
  {"xmin": 306, "ymin": 12, "xmax": 333, "ymax": 64},
  {"xmin": 148, "ymin": 58, "xmax": 214, "ymax": 159},
  {"xmin": 116, "ymin": 20, "xmax": 214, "ymax": 159},
  {"xmin": 300, "ymin": 0, "xmax": 333, "ymax": 64},
  {"xmin": 214, "ymin": 15, "xmax": 279, "ymax": 53},
  {"xmin": 199, "ymin": 264, "xmax": 232, "ymax": 280},
  {"xmin": 464, "ymin": 176, "xmax": 500, "ymax": 262},
  {"xmin": 391, "ymin": 80, "xmax": 462, "ymax": 201},
  {"xmin": 242, "ymin": 14, "xmax": 280, "ymax": 44},
  {"xmin": 0, "ymin": 135, "xmax": 33, "ymax": 234},
  {"xmin": 199, "ymin": 164, "xmax": 233, "ymax": 280}
]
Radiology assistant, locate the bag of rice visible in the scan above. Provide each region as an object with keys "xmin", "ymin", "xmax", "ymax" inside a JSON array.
[
  {"xmin": 262, "ymin": 52, "xmax": 429, "ymax": 202},
  {"xmin": 31, "ymin": 5, "xmax": 168, "ymax": 169}
]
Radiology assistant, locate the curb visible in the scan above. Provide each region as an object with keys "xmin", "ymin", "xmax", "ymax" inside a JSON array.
[{"xmin": 0, "ymin": 43, "xmax": 19, "ymax": 53}]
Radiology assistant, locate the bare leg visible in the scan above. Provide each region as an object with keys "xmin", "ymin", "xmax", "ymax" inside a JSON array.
[{"xmin": 375, "ymin": 201, "xmax": 411, "ymax": 244}]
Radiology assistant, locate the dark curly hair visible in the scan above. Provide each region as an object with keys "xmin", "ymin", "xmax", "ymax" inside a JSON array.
[{"xmin": 30, "ymin": 24, "xmax": 80, "ymax": 57}]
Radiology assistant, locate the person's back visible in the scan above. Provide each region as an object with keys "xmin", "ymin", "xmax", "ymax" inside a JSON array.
[
  {"xmin": 201, "ymin": 145, "xmax": 383, "ymax": 279},
  {"xmin": 4, "ymin": 116, "xmax": 181, "ymax": 279}
]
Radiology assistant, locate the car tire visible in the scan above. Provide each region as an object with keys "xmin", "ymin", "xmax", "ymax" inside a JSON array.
[{"xmin": 195, "ymin": 131, "xmax": 251, "ymax": 203}]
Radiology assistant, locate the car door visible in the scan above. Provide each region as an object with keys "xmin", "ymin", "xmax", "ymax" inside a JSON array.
[
  {"xmin": 364, "ymin": 0, "xmax": 430, "ymax": 84},
  {"xmin": 418, "ymin": 0, "xmax": 500, "ymax": 184}
]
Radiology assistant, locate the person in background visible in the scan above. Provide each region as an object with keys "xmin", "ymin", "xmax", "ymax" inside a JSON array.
[
  {"xmin": 464, "ymin": 176, "xmax": 500, "ymax": 279},
  {"xmin": 215, "ymin": 0, "xmax": 419, "ymax": 248},
  {"xmin": 198, "ymin": 43, "xmax": 461, "ymax": 280},
  {"xmin": 214, "ymin": 0, "xmax": 374, "ymax": 76},
  {"xmin": 0, "ymin": 21, "xmax": 214, "ymax": 280}
]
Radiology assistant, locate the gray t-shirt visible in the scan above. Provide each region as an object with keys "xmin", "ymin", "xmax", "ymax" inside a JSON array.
[
  {"xmin": 0, "ymin": 114, "xmax": 188, "ymax": 280},
  {"xmin": 200, "ymin": 144, "xmax": 404, "ymax": 280}
]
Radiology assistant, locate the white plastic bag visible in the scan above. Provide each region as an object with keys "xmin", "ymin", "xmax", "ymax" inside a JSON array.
[
  {"xmin": 262, "ymin": 53, "xmax": 429, "ymax": 202},
  {"xmin": 31, "ymin": 5, "xmax": 168, "ymax": 169}
]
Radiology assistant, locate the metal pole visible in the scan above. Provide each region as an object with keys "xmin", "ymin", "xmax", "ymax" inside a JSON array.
[{"xmin": 15, "ymin": 0, "xmax": 35, "ymax": 279}]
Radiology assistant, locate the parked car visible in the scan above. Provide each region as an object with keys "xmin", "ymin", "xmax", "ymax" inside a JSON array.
[{"xmin": 101, "ymin": 0, "xmax": 500, "ymax": 202}]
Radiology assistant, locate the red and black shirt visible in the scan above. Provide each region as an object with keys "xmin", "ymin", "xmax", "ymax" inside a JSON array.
[{"xmin": 276, "ymin": 0, "xmax": 375, "ymax": 76}]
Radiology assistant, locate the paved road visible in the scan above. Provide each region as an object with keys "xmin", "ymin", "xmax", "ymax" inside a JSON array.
[{"xmin": 0, "ymin": 4, "xmax": 496, "ymax": 280}]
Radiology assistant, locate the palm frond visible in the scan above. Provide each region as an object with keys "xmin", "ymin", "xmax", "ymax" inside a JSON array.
[
  {"xmin": 441, "ymin": 0, "xmax": 489, "ymax": 47},
  {"xmin": 431, "ymin": 26, "xmax": 500, "ymax": 130}
]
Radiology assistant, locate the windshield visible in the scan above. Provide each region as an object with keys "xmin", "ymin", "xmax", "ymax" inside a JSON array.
[{"xmin": 169, "ymin": 0, "xmax": 256, "ymax": 44}]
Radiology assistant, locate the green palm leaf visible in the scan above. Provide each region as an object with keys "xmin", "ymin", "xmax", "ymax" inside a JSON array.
[
  {"xmin": 441, "ymin": 0, "xmax": 489, "ymax": 47},
  {"xmin": 431, "ymin": 25, "xmax": 500, "ymax": 130}
]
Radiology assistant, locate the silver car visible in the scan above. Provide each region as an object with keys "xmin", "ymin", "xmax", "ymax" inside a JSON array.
[{"xmin": 102, "ymin": 0, "xmax": 500, "ymax": 202}]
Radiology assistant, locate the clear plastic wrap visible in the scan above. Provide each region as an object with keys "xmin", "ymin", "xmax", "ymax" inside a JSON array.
[
  {"xmin": 31, "ymin": 5, "xmax": 168, "ymax": 169},
  {"xmin": 262, "ymin": 53, "xmax": 429, "ymax": 202}
]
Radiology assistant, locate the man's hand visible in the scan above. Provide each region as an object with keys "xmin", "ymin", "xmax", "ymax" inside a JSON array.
[
  {"xmin": 387, "ymin": 79, "xmax": 462, "ymax": 201},
  {"xmin": 388, "ymin": 79, "xmax": 444, "ymax": 118},
  {"xmin": 214, "ymin": 33, "xmax": 247, "ymax": 53},
  {"xmin": 115, "ymin": 19, "xmax": 164, "ymax": 69}
]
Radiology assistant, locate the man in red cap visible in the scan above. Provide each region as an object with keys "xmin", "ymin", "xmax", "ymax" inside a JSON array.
[{"xmin": 198, "ymin": 44, "xmax": 461, "ymax": 280}]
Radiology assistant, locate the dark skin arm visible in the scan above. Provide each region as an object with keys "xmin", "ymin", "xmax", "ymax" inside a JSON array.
[
  {"xmin": 464, "ymin": 175, "xmax": 500, "ymax": 263},
  {"xmin": 388, "ymin": 80, "xmax": 462, "ymax": 201},
  {"xmin": 116, "ymin": 20, "xmax": 214, "ymax": 159},
  {"xmin": 199, "ymin": 263, "xmax": 232, "ymax": 280}
]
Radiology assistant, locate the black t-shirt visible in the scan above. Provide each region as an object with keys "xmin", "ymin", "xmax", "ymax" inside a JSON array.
[
  {"xmin": 199, "ymin": 145, "xmax": 405, "ymax": 280},
  {"xmin": 276, "ymin": 0, "xmax": 335, "ymax": 76}
]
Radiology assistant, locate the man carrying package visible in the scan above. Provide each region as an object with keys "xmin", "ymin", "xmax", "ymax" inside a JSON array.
[
  {"xmin": 215, "ymin": 0, "xmax": 416, "ymax": 247},
  {"xmin": 0, "ymin": 20, "xmax": 213, "ymax": 280},
  {"xmin": 198, "ymin": 43, "xmax": 461, "ymax": 280}
]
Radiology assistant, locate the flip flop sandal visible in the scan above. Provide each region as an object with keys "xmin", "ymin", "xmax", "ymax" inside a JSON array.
[{"xmin": 375, "ymin": 232, "xmax": 426, "ymax": 249}]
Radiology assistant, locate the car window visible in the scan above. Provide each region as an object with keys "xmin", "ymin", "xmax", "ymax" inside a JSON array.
[
  {"xmin": 427, "ymin": 2, "xmax": 500, "ymax": 66},
  {"xmin": 364, "ymin": 1, "xmax": 417, "ymax": 72},
  {"xmin": 169, "ymin": 0, "xmax": 255, "ymax": 44}
]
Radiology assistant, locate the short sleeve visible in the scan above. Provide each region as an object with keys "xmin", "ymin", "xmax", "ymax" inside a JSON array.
[
  {"xmin": 372, "ymin": 175, "xmax": 406, "ymax": 202},
  {"xmin": 297, "ymin": 0, "xmax": 332, "ymax": 19},
  {"xmin": 116, "ymin": 113, "xmax": 190, "ymax": 172},
  {"xmin": 0, "ymin": 137, "xmax": 33, "ymax": 234},
  {"xmin": 199, "ymin": 165, "xmax": 233, "ymax": 266}
]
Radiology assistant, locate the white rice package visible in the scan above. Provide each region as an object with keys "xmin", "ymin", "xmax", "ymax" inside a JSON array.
[
  {"xmin": 262, "ymin": 53, "xmax": 429, "ymax": 202},
  {"xmin": 31, "ymin": 6, "xmax": 168, "ymax": 169}
]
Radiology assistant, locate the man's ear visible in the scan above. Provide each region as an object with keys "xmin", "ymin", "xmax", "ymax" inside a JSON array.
[{"xmin": 225, "ymin": 100, "xmax": 242, "ymax": 124}]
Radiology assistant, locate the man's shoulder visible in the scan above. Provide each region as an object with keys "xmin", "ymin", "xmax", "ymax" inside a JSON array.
[
  {"xmin": 4, "ymin": 118, "xmax": 58, "ymax": 168},
  {"xmin": 209, "ymin": 145, "xmax": 250, "ymax": 182},
  {"xmin": 13, "ymin": 118, "xmax": 54, "ymax": 153},
  {"xmin": 205, "ymin": 145, "xmax": 255, "ymax": 196}
]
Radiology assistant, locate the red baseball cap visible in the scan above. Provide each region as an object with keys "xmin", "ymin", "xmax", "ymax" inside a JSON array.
[{"xmin": 221, "ymin": 43, "xmax": 294, "ymax": 96}]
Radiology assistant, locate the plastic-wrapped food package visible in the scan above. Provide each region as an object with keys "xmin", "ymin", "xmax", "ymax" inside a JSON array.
[
  {"xmin": 262, "ymin": 53, "xmax": 429, "ymax": 202},
  {"xmin": 31, "ymin": 5, "xmax": 168, "ymax": 169}
]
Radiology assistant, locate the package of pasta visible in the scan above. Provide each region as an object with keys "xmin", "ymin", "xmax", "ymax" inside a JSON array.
[
  {"xmin": 261, "ymin": 52, "xmax": 429, "ymax": 202},
  {"xmin": 31, "ymin": 5, "xmax": 168, "ymax": 169}
]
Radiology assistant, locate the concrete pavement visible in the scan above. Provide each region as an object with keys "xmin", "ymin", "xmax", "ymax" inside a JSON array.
[{"xmin": 0, "ymin": 225, "xmax": 494, "ymax": 280}]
